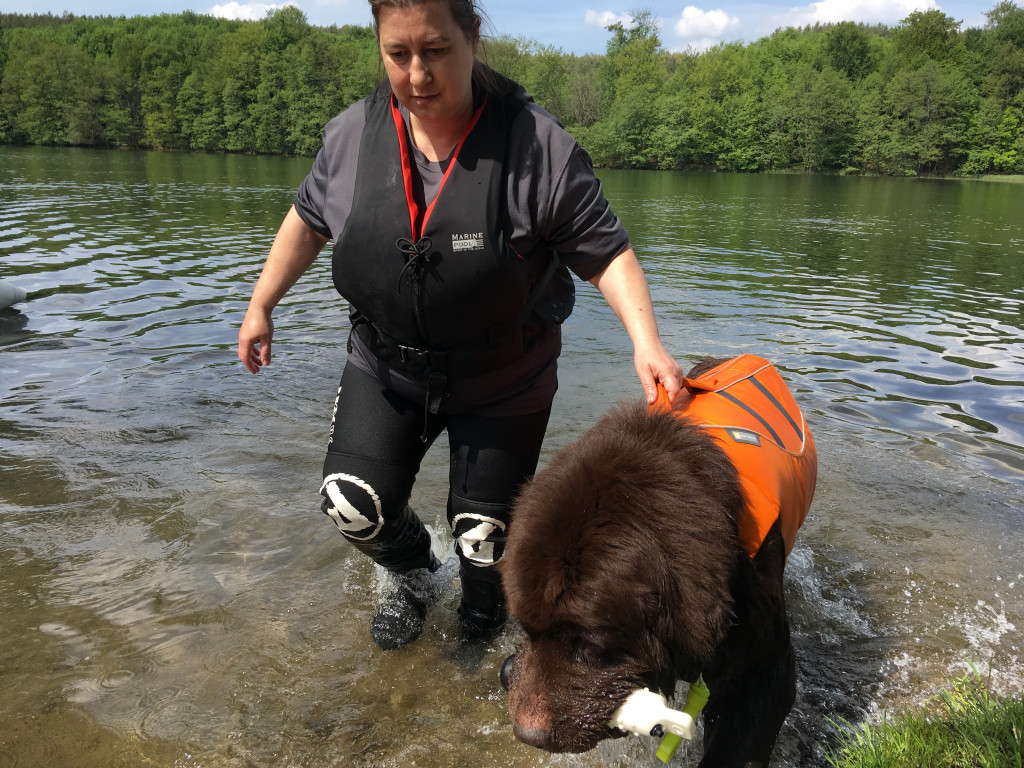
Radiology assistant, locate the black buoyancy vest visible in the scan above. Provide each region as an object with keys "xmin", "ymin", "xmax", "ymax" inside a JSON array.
[{"xmin": 332, "ymin": 76, "xmax": 547, "ymax": 377}]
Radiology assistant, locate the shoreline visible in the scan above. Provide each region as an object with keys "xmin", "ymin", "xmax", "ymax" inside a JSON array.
[{"xmin": 4, "ymin": 143, "xmax": 1024, "ymax": 183}]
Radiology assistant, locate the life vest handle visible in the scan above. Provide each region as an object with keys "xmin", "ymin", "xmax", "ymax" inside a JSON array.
[{"xmin": 649, "ymin": 382, "xmax": 675, "ymax": 414}]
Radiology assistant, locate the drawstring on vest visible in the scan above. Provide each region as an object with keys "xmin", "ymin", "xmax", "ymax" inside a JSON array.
[
  {"xmin": 394, "ymin": 235, "xmax": 447, "ymax": 441},
  {"xmin": 395, "ymin": 236, "xmax": 435, "ymax": 293}
]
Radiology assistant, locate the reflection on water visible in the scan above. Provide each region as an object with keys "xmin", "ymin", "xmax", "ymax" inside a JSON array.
[{"xmin": 1, "ymin": 148, "xmax": 1022, "ymax": 767}]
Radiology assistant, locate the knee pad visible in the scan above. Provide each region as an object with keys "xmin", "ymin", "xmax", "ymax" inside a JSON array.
[
  {"xmin": 320, "ymin": 472, "xmax": 384, "ymax": 542},
  {"xmin": 449, "ymin": 495, "xmax": 510, "ymax": 568},
  {"xmin": 321, "ymin": 450, "xmax": 416, "ymax": 543},
  {"xmin": 321, "ymin": 474, "xmax": 435, "ymax": 571}
]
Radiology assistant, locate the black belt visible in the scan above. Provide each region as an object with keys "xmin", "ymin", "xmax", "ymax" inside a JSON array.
[
  {"xmin": 352, "ymin": 317, "xmax": 526, "ymax": 380},
  {"xmin": 351, "ymin": 319, "xmax": 528, "ymax": 441}
]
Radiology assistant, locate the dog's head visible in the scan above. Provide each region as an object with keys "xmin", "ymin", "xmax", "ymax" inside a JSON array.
[{"xmin": 501, "ymin": 401, "xmax": 742, "ymax": 753}]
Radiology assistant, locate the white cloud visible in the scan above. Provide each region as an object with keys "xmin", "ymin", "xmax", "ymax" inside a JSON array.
[
  {"xmin": 672, "ymin": 6, "xmax": 740, "ymax": 51},
  {"xmin": 675, "ymin": 6, "xmax": 740, "ymax": 38},
  {"xmin": 778, "ymin": 0, "xmax": 938, "ymax": 29},
  {"xmin": 208, "ymin": 0, "xmax": 296, "ymax": 21},
  {"xmin": 584, "ymin": 10, "xmax": 634, "ymax": 28}
]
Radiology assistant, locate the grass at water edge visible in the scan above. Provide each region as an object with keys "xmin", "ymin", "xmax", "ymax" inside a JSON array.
[{"xmin": 827, "ymin": 670, "xmax": 1024, "ymax": 768}]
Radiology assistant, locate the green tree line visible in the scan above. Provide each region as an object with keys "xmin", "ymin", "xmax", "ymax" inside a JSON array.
[
  {"xmin": 0, "ymin": 8, "xmax": 378, "ymax": 154},
  {"xmin": 2, "ymin": 4, "xmax": 1023, "ymax": 175}
]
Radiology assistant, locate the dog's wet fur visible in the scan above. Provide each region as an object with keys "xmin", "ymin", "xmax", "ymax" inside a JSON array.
[{"xmin": 501, "ymin": 358, "xmax": 799, "ymax": 767}]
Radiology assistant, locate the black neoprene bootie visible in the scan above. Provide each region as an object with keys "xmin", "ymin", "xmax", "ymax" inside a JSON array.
[
  {"xmin": 370, "ymin": 552, "xmax": 445, "ymax": 651},
  {"xmin": 457, "ymin": 562, "xmax": 507, "ymax": 644},
  {"xmin": 338, "ymin": 504, "xmax": 451, "ymax": 651}
]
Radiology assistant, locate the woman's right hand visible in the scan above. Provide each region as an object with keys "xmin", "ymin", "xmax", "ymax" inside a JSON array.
[
  {"xmin": 238, "ymin": 306, "xmax": 274, "ymax": 374},
  {"xmin": 235, "ymin": 205, "xmax": 329, "ymax": 375}
]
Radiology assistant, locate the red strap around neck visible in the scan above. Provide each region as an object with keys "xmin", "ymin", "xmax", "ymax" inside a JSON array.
[{"xmin": 390, "ymin": 95, "xmax": 487, "ymax": 240}]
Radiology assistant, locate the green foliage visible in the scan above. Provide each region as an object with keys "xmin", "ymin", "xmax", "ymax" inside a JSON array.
[
  {"xmin": 893, "ymin": 10, "xmax": 967, "ymax": 66},
  {"xmin": 592, "ymin": 9, "xmax": 667, "ymax": 167},
  {"xmin": 857, "ymin": 60, "xmax": 977, "ymax": 174},
  {"xmin": 0, "ymin": 32, "xmax": 99, "ymax": 144},
  {"xmin": 480, "ymin": 36, "xmax": 530, "ymax": 87},
  {"xmin": 0, "ymin": 3, "xmax": 1022, "ymax": 174},
  {"xmin": 0, "ymin": 10, "xmax": 378, "ymax": 152},
  {"xmin": 827, "ymin": 671, "xmax": 1024, "ymax": 768},
  {"xmin": 774, "ymin": 64, "xmax": 857, "ymax": 170},
  {"xmin": 961, "ymin": 97, "xmax": 1024, "ymax": 173},
  {"xmin": 825, "ymin": 22, "xmax": 879, "ymax": 80}
]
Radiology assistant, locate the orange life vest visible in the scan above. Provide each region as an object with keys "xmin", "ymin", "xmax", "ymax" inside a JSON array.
[{"xmin": 651, "ymin": 355, "xmax": 817, "ymax": 558}]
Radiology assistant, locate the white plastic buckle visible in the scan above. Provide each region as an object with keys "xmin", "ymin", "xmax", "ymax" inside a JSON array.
[{"xmin": 609, "ymin": 688, "xmax": 697, "ymax": 740}]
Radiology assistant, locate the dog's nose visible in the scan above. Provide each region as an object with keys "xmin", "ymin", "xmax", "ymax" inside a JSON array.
[
  {"xmin": 513, "ymin": 720, "xmax": 553, "ymax": 750},
  {"xmin": 500, "ymin": 654, "xmax": 514, "ymax": 690}
]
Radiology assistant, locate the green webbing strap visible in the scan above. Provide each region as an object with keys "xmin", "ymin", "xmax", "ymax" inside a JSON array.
[{"xmin": 656, "ymin": 676, "xmax": 710, "ymax": 763}]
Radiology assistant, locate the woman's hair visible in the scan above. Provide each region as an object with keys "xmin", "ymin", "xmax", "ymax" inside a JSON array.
[
  {"xmin": 368, "ymin": 0, "xmax": 502, "ymax": 93},
  {"xmin": 368, "ymin": 0, "xmax": 481, "ymax": 43}
]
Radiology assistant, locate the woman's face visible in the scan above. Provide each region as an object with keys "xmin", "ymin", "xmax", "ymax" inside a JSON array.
[{"xmin": 377, "ymin": 1, "xmax": 479, "ymax": 131}]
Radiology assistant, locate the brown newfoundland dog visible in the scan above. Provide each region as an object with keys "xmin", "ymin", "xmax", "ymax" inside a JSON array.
[{"xmin": 500, "ymin": 355, "xmax": 817, "ymax": 767}]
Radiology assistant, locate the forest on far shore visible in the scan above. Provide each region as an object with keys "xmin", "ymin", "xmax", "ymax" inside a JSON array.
[{"xmin": 1, "ymin": 4, "xmax": 1023, "ymax": 175}]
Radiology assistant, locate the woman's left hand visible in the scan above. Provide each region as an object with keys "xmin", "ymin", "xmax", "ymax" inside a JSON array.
[{"xmin": 634, "ymin": 339, "xmax": 685, "ymax": 404}]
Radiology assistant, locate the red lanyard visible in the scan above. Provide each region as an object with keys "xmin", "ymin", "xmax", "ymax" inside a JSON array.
[{"xmin": 390, "ymin": 94, "xmax": 486, "ymax": 240}]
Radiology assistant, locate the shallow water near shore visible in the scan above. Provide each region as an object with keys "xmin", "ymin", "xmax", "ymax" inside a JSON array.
[{"xmin": 1, "ymin": 146, "xmax": 1022, "ymax": 767}]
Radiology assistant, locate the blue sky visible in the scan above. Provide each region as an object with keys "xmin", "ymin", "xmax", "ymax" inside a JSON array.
[{"xmin": 10, "ymin": 0, "xmax": 996, "ymax": 54}]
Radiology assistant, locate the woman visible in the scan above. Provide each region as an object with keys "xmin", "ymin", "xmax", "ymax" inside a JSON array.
[{"xmin": 238, "ymin": 0, "xmax": 683, "ymax": 650}]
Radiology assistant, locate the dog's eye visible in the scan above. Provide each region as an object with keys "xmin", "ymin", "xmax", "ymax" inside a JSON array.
[{"xmin": 570, "ymin": 637, "xmax": 600, "ymax": 665}]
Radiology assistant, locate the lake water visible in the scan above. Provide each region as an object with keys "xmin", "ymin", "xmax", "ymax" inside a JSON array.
[{"xmin": 1, "ymin": 145, "xmax": 1022, "ymax": 768}]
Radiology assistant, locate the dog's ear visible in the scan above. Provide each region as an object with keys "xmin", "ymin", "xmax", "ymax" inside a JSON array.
[
  {"xmin": 639, "ymin": 589, "xmax": 675, "ymax": 662},
  {"xmin": 644, "ymin": 577, "xmax": 735, "ymax": 672}
]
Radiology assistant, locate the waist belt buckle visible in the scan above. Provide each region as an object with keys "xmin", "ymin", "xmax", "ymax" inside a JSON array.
[{"xmin": 398, "ymin": 344, "xmax": 430, "ymax": 368}]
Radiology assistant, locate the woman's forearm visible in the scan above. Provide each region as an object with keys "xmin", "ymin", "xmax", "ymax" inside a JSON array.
[
  {"xmin": 238, "ymin": 206, "xmax": 329, "ymax": 373},
  {"xmin": 248, "ymin": 205, "xmax": 329, "ymax": 313},
  {"xmin": 589, "ymin": 247, "xmax": 661, "ymax": 347},
  {"xmin": 590, "ymin": 247, "xmax": 685, "ymax": 401}
]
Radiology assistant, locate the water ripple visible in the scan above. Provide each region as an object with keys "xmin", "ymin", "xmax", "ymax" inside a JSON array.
[{"xmin": 2, "ymin": 151, "xmax": 1022, "ymax": 768}]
